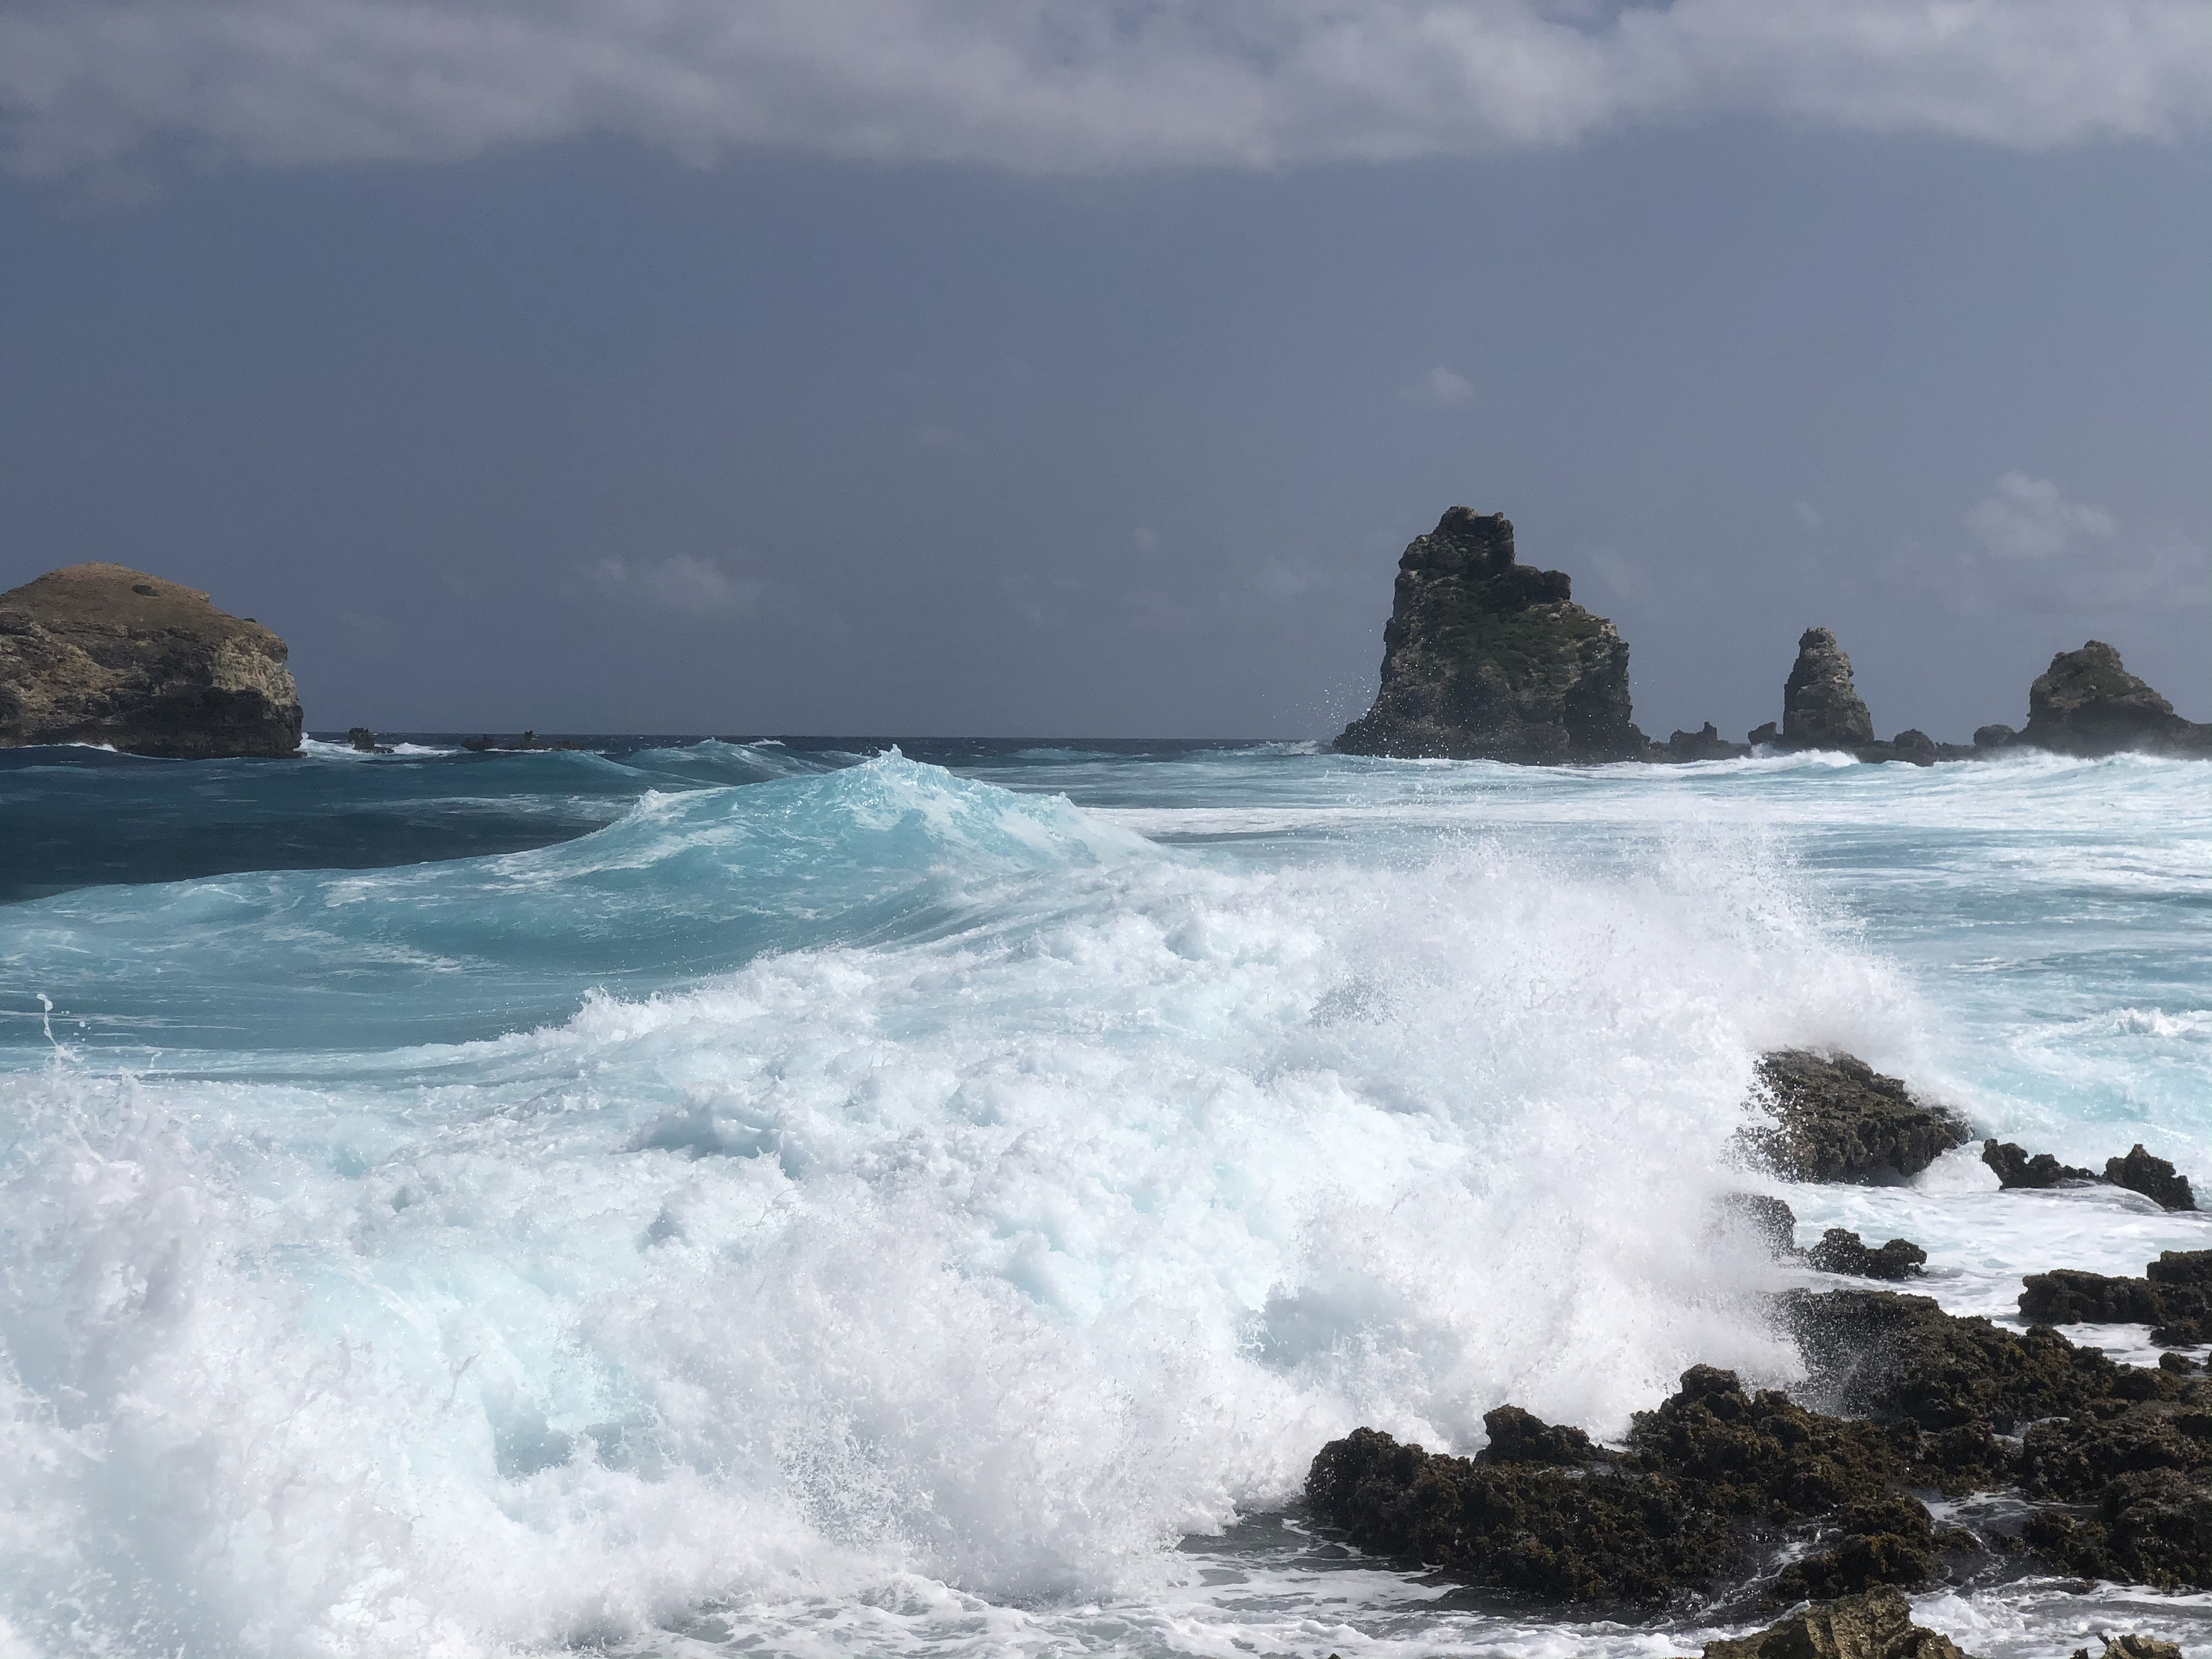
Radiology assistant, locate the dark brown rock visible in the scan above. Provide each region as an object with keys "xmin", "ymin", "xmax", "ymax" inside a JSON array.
[
  {"xmin": 1740, "ymin": 1052, "xmax": 1973, "ymax": 1184},
  {"xmin": 1700, "ymin": 1585, "xmax": 1969, "ymax": 1659},
  {"xmin": 1808, "ymin": 1229, "xmax": 1928, "ymax": 1281},
  {"xmin": 2110, "ymin": 1145, "xmax": 2197, "ymax": 1212},
  {"xmin": 1781, "ymin": 628, "xmax": 1876, "ymax": 751},
  {"xmin": 1982, "ymin": 1139, "xmax": 2099, "ymax": 1190},
  {"xmin": 2020, "ymin": 1251, "xmax": 2212, "ymax": 1347},
  {"xmin": 1714, "ymin": 1192, "xmax": 1801, "ymax": 1260},
  {"xmin": 1973, "ymin": 724, "xmax": 2019, "ymax": 751},
  {"xmin": 2019, "ymin": 641, "xmax": 2212, "ymax": 757},
  {"xmin": 1305, "ymin": 1366, "xmax": 1935, "ymax": 1607},
  {"xmin": 0, "ymin": 563, "xmax": 301, "ymax": 759},
  {"xmin": 1335, "ymin": 509, "xmax": 1647, "ymax": 763},
  {"xmin": 1663, "ymin": 722, "xmax": 1752, "ymax": 762}
]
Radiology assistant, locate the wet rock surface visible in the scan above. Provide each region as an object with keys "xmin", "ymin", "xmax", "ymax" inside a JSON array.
[
  {"xmin": 1807, "ymin": 1229, "xmax": 1928, "ymax": 1281},
  {"xmin": 1311, "ymin": 1271, "xmax": 2212, "ymax": 1616},
  {"xmin": 2021, "ymin": 1251, "xmax": 2212, "ymax": 1347},
  {"xmin": 2111, "ymin": 1145, "xmax": 2198, "ymax": 1212},
  {"xmin": 1983, "ymin": 1139, "xmax": 2100, "ymax": 1190},
  {"xmin": 0, "ymin": 562, "xmax": 301, "ymax": 758},
  {"xmin": 1698, "ymin": 1586, "xmax": 1967, "ymax": 1658},
  {"xmin": 2020, "ymin": 641, "xmax": 2212, "ymax": 757},
  {"xmin": 1335, "ymin": 508, "xmax": 1647, "ymax": 763},
  {"xmin": 1740, "ymin": 1051, "xmax": 1973, "ymax": 1184},
  {"xmin": 1307, "ymin": 1365, "xmax": 1932, "ymax": 1607}
]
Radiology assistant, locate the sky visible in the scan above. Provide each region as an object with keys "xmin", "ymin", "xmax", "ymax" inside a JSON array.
[{"xmin": 2, "ymin": 2, "xmax": 2210, "ymax": 740}]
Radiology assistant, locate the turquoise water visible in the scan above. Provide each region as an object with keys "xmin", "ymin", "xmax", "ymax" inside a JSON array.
[{"xmin": 3, "ymin": 738, "xmax": 2210, "ymax": 1657}]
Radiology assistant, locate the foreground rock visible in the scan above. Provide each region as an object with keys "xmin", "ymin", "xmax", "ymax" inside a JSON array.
[
  {"xmin": 1335, "ymin": 509, "xmax": 1648, "ymax": 763},
  {"xmin": 1740, "ymin": 1052, "xmax": 1973, "ymax": 1183},
  {"xmin": 1307, "ymin": 1364, "xmax": 1935, "ymax": 1606},
  {"xmin": 2019, "ymin": 641, "xmax": 2212, "ymax": 757},
  {"xmin": 1700, "ymin": 1587, "xmax": 1966, "ymax": 1659},
  {"xmin": 0, "ymin": 564, "xmax": 301, "ymax": 758},
  {"xmin": 1311, "ymin": 1282, "xmax": 2212, "ymax": 1613}
]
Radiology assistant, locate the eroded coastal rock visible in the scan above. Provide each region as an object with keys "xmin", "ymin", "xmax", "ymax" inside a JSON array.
[
  {"xmin": 1981, "ymin": 1139, "xmax": 2099, "ymax": 1190},
  {"xmin": 1807, "ymin": 1229, "xmax": 1928, "ymax": 1281},
  {"xmin": 1699, "ymin": 1587, "xmax": 1966, "ymax": 1659},
  {"xmin": 0, "ymin": 563, "xmax": 301, "ymax": 758},
  {"xmin": 1661, "ymin": 722, "xmax": 1752, "ymax": 763},
  {"xmin": 1311, "ymin": 1274, "xmax": 2212, "ymax": 1616},
  {"xmin": 2022, "ymin": 1250, "xmax": 2212, "ymax": 1345},
  {"xmin": 2020, "ymin": 641, "xmax": 2212, "ymax": 757},
  {"xmin": 1780, "ymin": 627, "xmax": 1876, "ymax": 751},
  {"xmin": 1335, "ymin": 509, "xmax": 1647, "ymax": 763},
  {"xmin": 2111, "ymin": 1144, "xmax": 2198, "ymax": 1211},
  {"xmin": 1740, "ymin": 1051, "xmax": 1973, "ymax": 1183}
]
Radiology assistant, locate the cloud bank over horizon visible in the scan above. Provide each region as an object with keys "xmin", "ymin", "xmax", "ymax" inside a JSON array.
[{"xmin": 4, "ymin": 0, "xmax": 2212, "ymax": 182}]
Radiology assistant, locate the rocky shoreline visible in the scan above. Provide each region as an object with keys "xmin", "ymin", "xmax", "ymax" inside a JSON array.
[
  {"xmin": 1335, "ymin": 507, "xmax": 2212, "ymax": 768},
  {"xmin": 1301, "ymin": 1048, "xmax": 2210, "ymax": 1657}
]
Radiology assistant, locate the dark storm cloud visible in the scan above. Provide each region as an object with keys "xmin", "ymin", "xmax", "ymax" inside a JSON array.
[{"xmin": 4, "ymin": 1, "xmax": 2212, "ymax": 180}]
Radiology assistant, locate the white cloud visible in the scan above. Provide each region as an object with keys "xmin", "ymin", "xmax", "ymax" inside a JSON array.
[
  {"xmin": 1963, "ymin": 472, "xmax": 2118, "ymax": 561},
  {"xmin": 4, "ymin": 1, "xmax": 2211, "ymax": 181},
  {"xmin": 589, "ymin": 555, "xmax": 761, "ymax": 619},
  {"xmin": 1923, "ymin": 472, "xmax": 2211, "ymax": 617},
  {"xmin": 1402, "ymin": 366, "xmax": 1475, "ymax": 408},
  {"xmin": 1791, "ymin": 499, "xmax": 1821, "ymax": 532}
]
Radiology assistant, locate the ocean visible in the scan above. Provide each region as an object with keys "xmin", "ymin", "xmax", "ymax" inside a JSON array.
[{"xmin": 3, "ymin": 736, "xmax": 2210, "ymax": 1658}]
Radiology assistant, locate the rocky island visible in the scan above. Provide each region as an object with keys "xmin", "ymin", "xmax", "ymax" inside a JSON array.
[
  {"xmin": 0, "ymin": 563, "xmax": 301, "ymax": 759},
  {"xmin": 1334, "ymin": 508, "xmax": 1648, "ymax": 763}
]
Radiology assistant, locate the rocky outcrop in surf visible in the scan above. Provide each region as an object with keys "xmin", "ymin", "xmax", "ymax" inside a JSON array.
[
  {"xmin": 1780, "ymin": 627, "xmax": 1875, "ymax": 751},
  {"xmin": 2020, "ymin": 641, "xmax": 2212, "ymax": 757},
  {"xmin": 1739, "ymin": 1051, "xmax": 1973, "ymax": 1183},
  {"xmin": 1310, "ymin": 1250, "xmax": 2212, "ymax": 1620},
  {"xmin": 1980, "ymin": 1139, "xmax": 2195, "ymax": 1209},
  {"xmin": 1807, "ymin": 1228, "xmax": 1928, "ymax": 1281},
  {"xmin": 0, "ymin": 564, "xmax": 301, "ymax": 758},
  {"xmin": 1335, "ymin": 509, "xmax": 1647, "ymax": 763},
  {"xmin": 1700, "ymin": 1587, "xmax": 1967, "ymax": 1659},
  {"xmin": 1658, "ymin": 722, "xmax": 1750, "ymax": 763}
]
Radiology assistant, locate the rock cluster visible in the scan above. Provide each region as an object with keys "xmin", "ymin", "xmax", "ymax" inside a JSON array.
[
  {"xmin": 1738, "ymin": 1051, "xmax": 1973, "ymax": 1183},
  {"xmin": 1310, "ymin": 1277, "xmax": 2212, "ymax": 1614},
  {"xmin": 1335, "ymin": 509, "xmax": 1648, "ymax": 763},
  {"xmin": 1807, "ymin": 1229, "xmax": 1928, "ymax": 1281},
  {"xmin": 1980, "ymin": 1139, "xmax": 2195, "ymax": 1210},
  {"xmin": 2022, "ymin": 1251, "xmax": 2212, "ymax": 1345},
  {"xmin": 0, "ymin": 563, "xmax": 301, "ymax": 758}
]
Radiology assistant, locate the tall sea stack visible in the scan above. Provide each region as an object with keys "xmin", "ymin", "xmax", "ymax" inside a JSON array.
[
  {"xmin": 1335, "ymin": 509, "xmax": 1645, "ymax": 763},
  {"xmin": 0, "ymin": 564, "xmax": 302, "ymax": 759},
  {"xmin": 1780, "ymin": 627, "xmax": 1874, "ymax": 750}
]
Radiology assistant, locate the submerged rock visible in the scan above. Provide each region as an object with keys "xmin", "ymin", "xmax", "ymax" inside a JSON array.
[
  {"xmin": 1781, "ymin": 628, "xmax": 1876, "ymax": 752},
  {"xmin": 1740, "ymin": 1052, "xmax": 1973, "ymax": 1184},
  {"xmin": 1808, "ymin": 1229, "xmax": 1929, "ymax": 1281},
  {"xmin": 1335, "ymin": 508, "xmax": 1647, "ymax": 763},
  {"xmin": 2110, "ymin": 1144, "xmax": 2197, "ymax": 1212},
  {"xmin": 1981, "ymin": 1139, "xmax": 2100, "ymax": 1190},
  {"xmin": 0, "ymin": 563, "xmax": 301, "ymax": 758},
  {"xmin": 1700, "ymin": 1586, "xmax": 1968, "ymax": 1659},
  {"xmin": 2019, "ymin": 641, "xmax": 2212, "ymax": 757}
]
